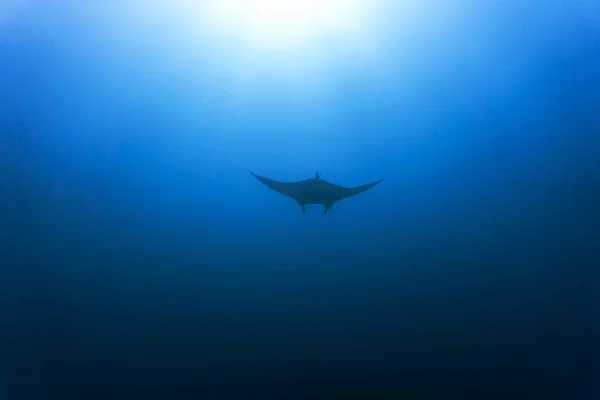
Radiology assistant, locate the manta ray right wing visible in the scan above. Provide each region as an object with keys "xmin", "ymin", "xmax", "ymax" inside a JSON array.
[
  {"xmin": 335, "ymin": 179, "xmax": 384, "ymax": 201},
  {"xmin": 250, "ymin": 172, "xmax": 299, "ymax": 200}
]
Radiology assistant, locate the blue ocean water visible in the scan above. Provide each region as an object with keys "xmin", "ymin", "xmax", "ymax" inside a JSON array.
[{"xmin": 1, "ymin": 1, "xmax": 599, "ymax": 399}]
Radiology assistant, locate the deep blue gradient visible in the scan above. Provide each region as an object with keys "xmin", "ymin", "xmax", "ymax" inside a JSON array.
[{"xmin": 1, "ymin": 1, "xmax": 599, "ymax": 399}]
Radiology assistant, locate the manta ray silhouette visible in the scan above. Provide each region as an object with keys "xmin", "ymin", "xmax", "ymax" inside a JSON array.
[{"xmin": 251, "ymin": 172, "xmax": 384, "ymax": 214}]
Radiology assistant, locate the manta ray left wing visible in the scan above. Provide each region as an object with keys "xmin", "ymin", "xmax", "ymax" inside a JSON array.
[{"xmin": 250, "ymin": 172, "xmax": 299, "ymax": 200}]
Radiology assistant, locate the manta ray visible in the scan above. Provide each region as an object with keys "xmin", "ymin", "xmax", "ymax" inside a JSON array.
[{"xmin": 251, "ymin": 172, "xmax": 383, "ymax": 214}]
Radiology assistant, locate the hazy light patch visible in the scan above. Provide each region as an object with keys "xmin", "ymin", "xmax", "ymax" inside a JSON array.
[
  {"xmin": 0, "ymin": 0, "xmax": 29, "ymax": 31},
  {"xmin": 574, "ymin": 0, "xmax": 600, "ymax": 30}
]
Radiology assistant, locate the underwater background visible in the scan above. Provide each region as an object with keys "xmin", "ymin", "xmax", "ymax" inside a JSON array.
[{"xmin": 1, "ymin": 1, "xmax": 599, "ymax": 399}]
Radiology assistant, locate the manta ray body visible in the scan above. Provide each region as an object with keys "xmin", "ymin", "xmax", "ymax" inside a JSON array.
[{"xmin": 251, "ymin": 172, "xmax": 383, "ymax": 214}]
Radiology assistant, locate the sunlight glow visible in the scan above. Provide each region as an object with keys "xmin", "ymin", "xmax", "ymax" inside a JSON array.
[
  {"xmin": 203, "ymin": 0, "xmax": 368, "ymax": 50},
  {"xmin": 194, "ymin": 0, "xmax": 387, "ymax": 77},
  {"xmin": 111, "ymin": 0, "xmax": 402, "ymax": 91}
]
